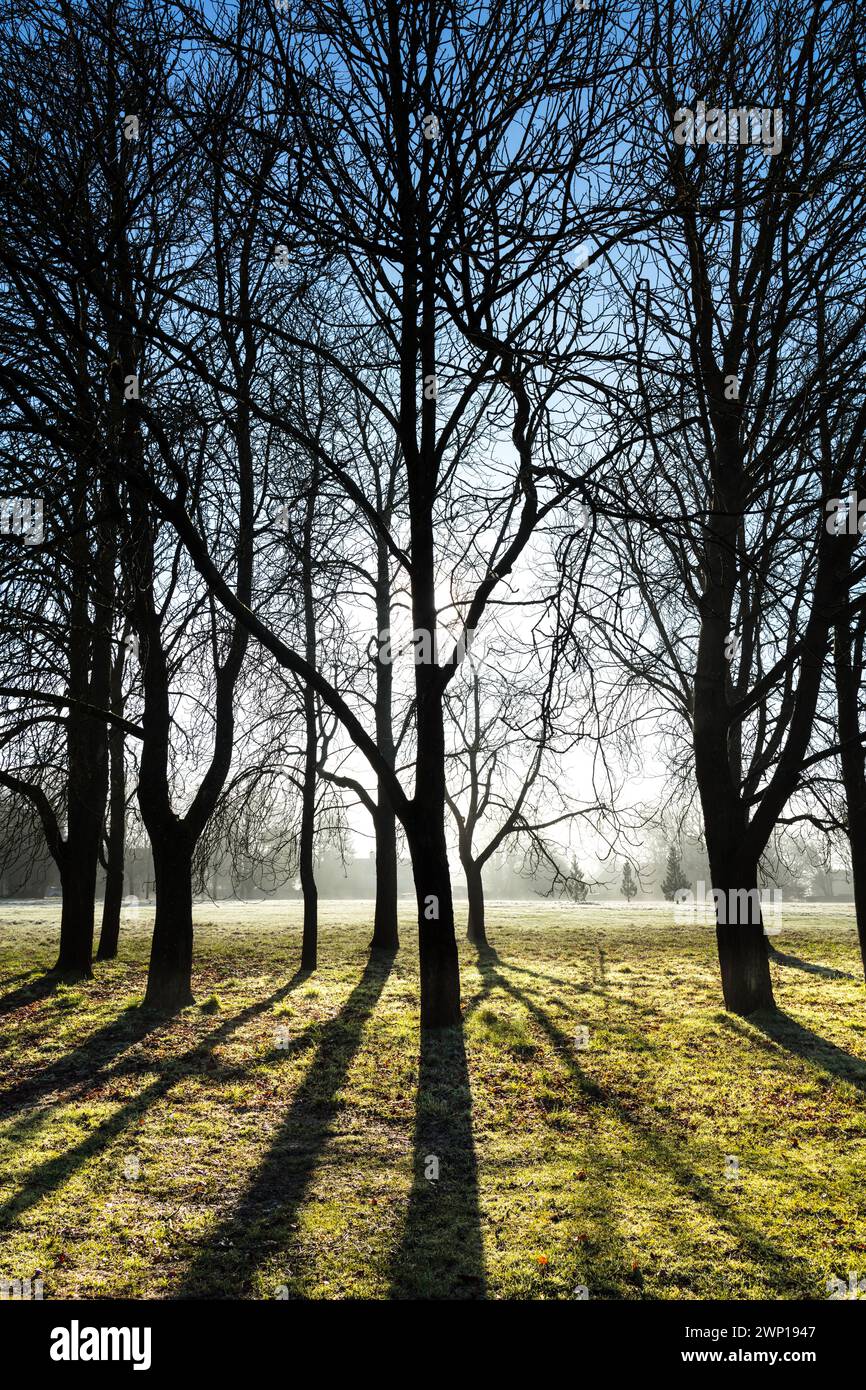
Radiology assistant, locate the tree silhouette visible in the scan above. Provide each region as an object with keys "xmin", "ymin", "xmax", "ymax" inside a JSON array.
[
  {"xmin": 661, "ymin": 845, "xmax": 689, "ymax": 902},
  {"xmin": 621, "ymin": 862, "xmax": 638, "ymax": 902}
]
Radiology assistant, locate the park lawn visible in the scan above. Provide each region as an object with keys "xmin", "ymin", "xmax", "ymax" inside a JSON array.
[{"xmin": 0, "ymin": 898, "xmax": 865, "ymax": 1300}]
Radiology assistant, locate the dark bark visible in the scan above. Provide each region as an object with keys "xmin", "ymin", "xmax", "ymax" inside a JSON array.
[
  {"xmin": 834, "ymin": 616, "xmax": 866, "ymax": 979},
  {"xmin": 55, "ymin": 462, "xmax": 112, "ymax": 979},
  {"xmin": 698, "ymin": 785, "xmax": 774, "ymax": 1013},
  {"xmin": 130, "ymin": 474, "xmax": 199, "ymax": 1008},
  {"xmin": 371, "ymin": 795, "xmax": 399, "ymax": 950},
  {"xmin": 690, "ymin": 403, "xmax": 774, "ymax": 1015},
  {"xmin": 370, "ymin": 527, "xmax": 399, "ymax": 950},
  {"xmin": 708, "ymin": 856, "xmax": 773, "ymax": 1014},
  {"xmin": 142, "ymin": 830, "xmax": 194, "ymax": 1012},
  {"xmin": 299, "ymin": 679, "xmax": 318, "ymax": 971},
  {"xmin": 55, "ymin": 847, "xmax": 97, "ymax": 979},
  {"xmin": 130, "ymin": 495, "xmax": 185, "ymax": 1003},
  {"xmin": 97, "ymin": 645, "xmax": 127, "ymax": 960},
  {"xmin": 407, "ymin": 596, "xmax": 461, "ymax": 1024},
  {"xmin": 54, "ymin": 731, "xmax": 101, "ymax": 979},
  {"xmin": 408, "ymin": 821, "xmax": 461, "ymax": 1028},
  {"xmin": 96, "ymin": 765, "xmax": 125, "ymax": 960},
  {"xmin": 393, "ymin": 32, "xmax": 461, "ymax": 1026},
  {"xmin": 299, "ymin": 466, "xmax": 319, "ymax": 972},
  {"xmin": 463, "ymin": 855, "xmax": 488, "ymax": 948},
  {"xmin": 692, "ymin": 499, "xmax": 773, "ymax": 1014}
]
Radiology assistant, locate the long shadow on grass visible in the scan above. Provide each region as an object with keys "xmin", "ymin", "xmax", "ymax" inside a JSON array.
[
  {"xmin": 767, "ymin": 943, "xmax": 857, "ymax": 981},
  {"xmin": 480, "ymin": 954, "xmax": 816, "ymax": 1294},
  {"xmin": 0, "ymin": 971, "xmax": 41, "ymax": 991},
  {"xmin": 389, "ymin": 1019, "xmax": 485, "ymax": 1299},
  {"xmin": 177, "ymin": 951, "xmax": 394, "ymax": 1298},
  {"xmin": 0, "ymin": 1007, "xmax": 165, "ymax": 1116},
  {"xmin": 493, "ymin": 958, "xmax": 586, "ymax": 991},
  {"xmin": 0, "ymin": 972, "xmax": 61, "ymax": 1017},
  {"xmin": 460, "ymin": 945, "xmax": 501, "ymax": 1022},
  {"xmin": 724, "ymin": 1010, "xmax": 866, "ymax": 1095},
  {"xmin": 0, "ymin": 974, "xmax": 309, "ymax": 1233}
]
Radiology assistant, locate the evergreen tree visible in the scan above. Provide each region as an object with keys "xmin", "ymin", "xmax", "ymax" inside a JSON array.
[
  {"xmin": 621, "ymin": 861, "xmax": 638, "ymax": 902},
  {"xmin": 567, "ymin": 855, "xmax": 589, "ymax": 904},
  {"xmin": 661, "ymin": 845, "xmax": 689, "ymax": 901}
]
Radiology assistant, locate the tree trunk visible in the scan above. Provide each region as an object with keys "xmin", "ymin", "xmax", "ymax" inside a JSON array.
[
  {"xmin": 716, "ymin": 920, "xmax": 772, "ymax": 1013},
  {"xmin": 834, "ymin": 617, "xmax": 866, "ymax": 978},
  {"xmin": 691, "ymin": 452, "xmax": 774, "ymax": 1016},
  {"xmin": 299, "ymin": 682, "xmax": 318, "ymax": 972},
  {"xmin": 55, "ymin": 845, "xmax": 96, "ymax": 979},
  {"xmin": 143, "ymin": 830, "xmax": 194, "ymax": 1011},
  {"xmin": 848, "ymin": 811, "xmax": 866, "ymax": 981},
  {"xmin": 97, "ymin": 767, "xmax": 125, "ymax": 959},
  {"xmin": 406, "ymin": 565, "xmax": 462, "ymax": 1024},
  {"xmin": 370, "ymin": 519, "xmax": 399, "ymax": 951},
  {"xmin": 371, "ymin": 793, "xmax": 399, "ymax": 950},
  {"xmin": 54, "ymin": 685, "xmax": 108, "ymax": 978},
  {"xmin": 97, "ymin": 653, "xmax": 127, "ymax": 961},
  {"xmin": 464, "ymin": 856, "xmax": 488, "ymax": 948},
  {"xmin": 406, "ymin": 645, "xmax": 461, "ymax": 1025},
  {"xmin": 694, "ymin": 658, "xmax": 774, "ymax": 1015},
  {"xmin": 707, "ymin": 846, "xmax": 774, "ymax": 1014},
  {"xmin": 129, "ymin": 431, "xmax": 196, "ymax": 1012},
  {"xmin": 396, "ymin": 104, "xmax": 460, "ymax": 1026},
  {"xmin": 405, "ymin": 452, "xmax": 461, "ymax": 1022},
  {"xmin": 407, "ymin": 813, "xmax": 461, "ymax": 1028},
  {"xmin": 299, "ymin": 466, "xmax": 319, "ymax": 972},
  {"xmin": 54, "ymin": 457, "xmax": 111, "ymax": 978}
]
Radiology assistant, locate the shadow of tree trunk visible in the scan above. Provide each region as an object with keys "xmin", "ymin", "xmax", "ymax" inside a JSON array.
[
  {"xmin": 390, "ymin": 1021, "xmax": 485, "ymax": 1299},
  {"xmin": 177, "ymin": 951, "xmax": 394, "ymax": 1297},
  {"xmin": 480, "ymin": 953, "xmax": 815, "ymax": 1293},
  {"xmin": 767, "ymin": 942, "xmax": 856, "ymax": 980},
  {"xmin": 0, "ymin": 974, "xmax": 310, "ymax": 1234},
  {"xmin": 0, "ymin": 971, "xmax": 61, "ymax": 1017},
  {"xmin": 728, "ymin": 1009, "xmax": 866, "ymax": 1094}
]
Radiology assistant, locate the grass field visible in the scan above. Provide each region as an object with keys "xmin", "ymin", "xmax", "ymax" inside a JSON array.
[{"xmin": 1, "ymin": 898, "xmax": 865, "ymax": 1300}]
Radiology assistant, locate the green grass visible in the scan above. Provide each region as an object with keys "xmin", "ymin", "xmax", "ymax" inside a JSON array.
[{"xmin": 0, "ymin": 898, "xmax": 865, "ymax": 1299}]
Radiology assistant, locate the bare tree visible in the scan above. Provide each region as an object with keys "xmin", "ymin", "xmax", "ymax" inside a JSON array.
[
  {"xmin": 136, "ymin": 0, "xmax": 636, "ymax": 1026},
  {"xmin": 571, "ymin": 0, "xmax": 866, "ymax": 1012},
  {"xmin": 0, "ymin": 1, "xmax": 151, "ymax": 976},
  {"xmin": 444, "ymin": 598, "xmax": 609, "ymax": 947}
]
